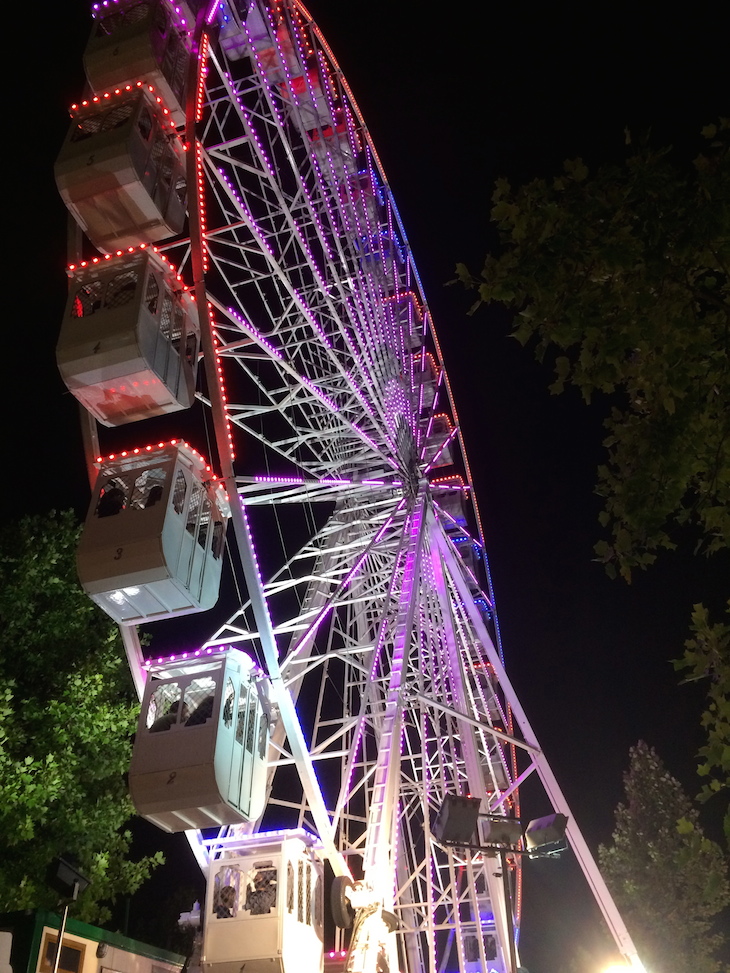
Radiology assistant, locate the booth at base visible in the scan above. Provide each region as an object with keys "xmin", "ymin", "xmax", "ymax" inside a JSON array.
[{"xmin": 203, "ymin": 831, "xmax": 324, "ymax": 973}]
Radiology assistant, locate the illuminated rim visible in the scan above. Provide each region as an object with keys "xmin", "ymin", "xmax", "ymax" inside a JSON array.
[{"xmin": 78, "ymin": 2, "xmax": 529, "ymax": 971}]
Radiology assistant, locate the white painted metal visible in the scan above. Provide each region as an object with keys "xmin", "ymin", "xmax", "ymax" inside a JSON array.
[
  {"xmin": 62, "ymin": 1, "xmax": 645, "ymax": 970},
  {"xmin": 161, "ymin": 2, "xmax": 646, "ymax": 970}
]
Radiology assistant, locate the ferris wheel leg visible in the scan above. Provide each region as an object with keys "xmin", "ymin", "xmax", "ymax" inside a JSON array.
[{"xmin": 433, "ymin": 526, "xmax": 646, "ymax": 971}]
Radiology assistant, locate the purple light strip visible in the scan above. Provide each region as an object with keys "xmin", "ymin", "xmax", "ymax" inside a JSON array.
[
  {"xmin": 363, "ymin": 502, "xmax": 422, "ymax": 877},
  {"xmin": 214, "ymin": 15, "xmax": 421, "ymax": 460},
  {"xmin": 423, "ymin": 424, "xmax": 459, "ymax": 474},
  {"xmin": 250, "ymin": 17, "xmax": 340, "ymax": 269},
  {"xmin": 204, "ymin": 0, "xmax": 219, "ymax": 25},
  {"xmin": 211, "ymin": 163, "xmax": 385, "ymax": 440},
  {"xmin": 91, "ymin": 0, "xmax": 190, "ymax": 30},
  {"xmin": 222, "ymin": 309, "xmax": 390, "ymax": 458},
  {"xmin": 144, "ymin": 645, "xmax": 225, "ymax": 668},
  {"xmin": 224, "ymin": 306, "xmax": 340, "ymax": 412},
  {"xmin": 253, "ymin": 475, "xmax": 400, "ymax": 487},
  {"xmin": 271, "ymin": 63, "xmax": 413, "ymax": 447},
  {"xmin": 282, "ymin": 497, "xmax": 407, "ymax": 674}
]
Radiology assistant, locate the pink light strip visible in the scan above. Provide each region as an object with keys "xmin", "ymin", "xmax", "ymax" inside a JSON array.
[{"xmin": 281, "ymin": 496, "xmax": 408, "ymax": 673}]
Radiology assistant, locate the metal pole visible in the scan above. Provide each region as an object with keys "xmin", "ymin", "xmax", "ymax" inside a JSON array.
[
  {"xmin": 499, "ymin": 852, "xmax": 518, "ymax": 973},
  {"xmin": 51, "ymin": 901, "xmax": 70, "ymax": 973}
]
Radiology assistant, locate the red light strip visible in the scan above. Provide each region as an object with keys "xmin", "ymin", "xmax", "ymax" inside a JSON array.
[
  {"xmin": 96, "ymin": 439, "xmax": 213, "ymax": 476},
  {"xmin": 70, "ymin": 81, "xmax": 177, "ymax": 131},
  {"xmin": 67, "ymin": 245, "xmax": 186, "ymax": 287},
  {"xmin": 212, "ymin": 321, "xmax": 236, "ymax": 462},
  {"xmin": 195, "ymin": 142, "xmax": 209, "ymax": 272},
  {"xmin": 195, "ymin": 33, "xmax": 210, "ymax": 122}
]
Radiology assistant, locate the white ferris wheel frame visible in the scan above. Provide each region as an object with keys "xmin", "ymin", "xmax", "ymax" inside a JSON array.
[{"xmin": 69, "ymin": 1, "xmax": 645, "ymax": 971}]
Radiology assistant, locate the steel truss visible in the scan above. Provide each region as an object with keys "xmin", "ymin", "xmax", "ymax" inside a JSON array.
[{"xmin": 84, "ymin": 1, "xmax": 643, "ymax": 970}]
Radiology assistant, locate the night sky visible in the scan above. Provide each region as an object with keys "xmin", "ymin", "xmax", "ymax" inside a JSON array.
[{"xmin": 12, "ymin": 1, "xmax": 728, "ymax": 970}]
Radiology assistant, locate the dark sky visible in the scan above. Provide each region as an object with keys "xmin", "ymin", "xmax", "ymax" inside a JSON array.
[{"xmin": 12, "ymin": 1, "xmax": 728, "ymax": 970}]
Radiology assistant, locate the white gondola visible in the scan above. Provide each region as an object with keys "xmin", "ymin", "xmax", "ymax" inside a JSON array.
[
  {"xmin": 203, "ymin": 831, "xmax": 324, "ymax": 973},
  {"xmin": 55, "ymin": 83, "xmax": 186, "ymax": 253},
  {"xmin": 57, "ymin": 248, "xmax": 199, "ymax": 426},
  {"xmin": 424, "ymin": 413, "xmax": 454, "ymax": 468},
  {"xmin": 387, "ymin": 289, "xmax": 424, "ymax": 350},
  {"xmin": 129, "ymin": 648, "xmax": 270, "ymax": 831},
  {"xmin": 356, "ymin": 233, "xmax": 403, "ymax": 293},
  {"xmin": 83, "ymin": 0, "xmax": 194, "ymax": 127},
  {"xmin": 77, "ymin": 441, "xmax": 229, "ymax": 623}
]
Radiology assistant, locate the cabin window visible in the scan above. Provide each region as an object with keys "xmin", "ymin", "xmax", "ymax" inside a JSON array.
[
  {"xmin": 258, "ymin": 713, "xmax": 268, "ymax": 760},
  {"xmin": 235, "ymin": 686, "xmax": 248, "ymax": 745},
  {"xmin": 131, "ymin": 467, "xmax": 167, "ymax": 509},
  {"xmin": 95, "ymin": 476, "xmax": 129, "ymax": 517},
  {"xmin": 104, "ymin": 102, "xmax": 135, "ymax": 133},
  {"xmin": 186, "ymin": 481, "xmax": 204, "ymax": 536},
  {"xmin": 184, "ymin": 676, "xmax": 217, "ymax": 725},
  {"xmin": 211, "ymin": 521, "xmax": 224, "ymax": 560},
  {"xmin": 71, "ymin": 280, "xmax": 103, "ymax": 318},
  {"xmin": 306, "ymin": 862, "xmax": 312, "ymax": 925},
  {"xmin": 245, "ymin": 703, "xmax": 255, "ymax": 754},
  {"xmin": 297, "ymin": 861, "xmax": 304, "ymax": 922},
  {"xmin": 147, "ymin": 681, "xmax": 184, "ymax": 730},
  {"xmin": 314, "ymin": 873, "xmax": 323, "ymax": 932},
  {"xmin": 174, "ymin": 175, "xmax": 187, "ymax": 205},
  {"xmin": 213, "ymin": 865, "xmax": 241, "ymax": 919},
  {"xmin": 160, "ymin": 294, "xmax": 173, "ymax": 339},
  {"xmin": 171, "ymin": 469, "xmax": 187, "ymax": 514},
  {"xmin": 95, "ymin": 1, "xmax": 150, "ymax": 36},
  {"xmin": 153, "ymin": 0, "xmax": 168, "ymax": 36},
  {"xmin": 246, "ymin": 862, "xmax": 277, "ymax": 915},
  {"xmin": 72, "ymin": 101, "xmax": 134, "ymax": 142},
  {"xmin": 163, "ymin": 30, "xmax": 188, "ymax": 99},
  {"xmin": 171, "ymin": 304, "xmax": 185, "ymax": 345},
  {"xmin": 144, "ymin": 272, "xmax": 160, "ymax": 314},
  {"xmin": 197, "ymin": 499, "xmax": 211, "ymax": 550},
  {"xmin": 287, "ymin": 862, "xmax": 294, "ymax": 913},
  {"xmin": 157, "ymin": 143, "xmax": 175, "ymax": 200},
  {"xmin": 106, "ymin": 270, "xmax": 138, "ymax": 309},
  {"xmin": 184, "ymin": 330, "xmax": 198, "ymax": 366},
  {"xmin": 40, "ymin": 935, "xmax": 85, "ymax": 973},
  {"xmin": 71, "ymin": 114, "xmax": 104, "ymax": 141},
  {"xmin": 136, "ymin": 104, "xmax": 153, "ymax": 143},
  {"xmin": 222, "ymin": 678, "xmax": 235, "ymax": 729},
  {"xmin": 149, "ymin": 129, "xmax": 166, "ymax": 173}
]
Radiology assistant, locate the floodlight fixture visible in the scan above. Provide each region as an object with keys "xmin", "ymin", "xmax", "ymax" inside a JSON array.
[
  {"xmin": 432, "ymin": 794, "xmax": 481, "ymax": 844},
  {"xmin": 524, "ymin": 813, "xmax": 568, "ymax": 851},
  {"xmin": 46, "ymin": 855, "xmax": 90, "ymax": 900}
]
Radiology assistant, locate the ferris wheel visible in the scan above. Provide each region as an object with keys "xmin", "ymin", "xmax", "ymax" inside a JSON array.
[{"xmin": 55, "ymin": 2, "xmax": 645, "ymax": 972}]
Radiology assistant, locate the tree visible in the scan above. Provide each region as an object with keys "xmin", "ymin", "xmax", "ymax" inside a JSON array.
[
  {"xmin": 455, "ymin": 120, "xmax": 730, "ymax": 834},
  {"xmin": 598, "ymin": 742, "xmax": 729, "ymax": 973},
  {"xmin": 0, "ymin": 511, "xmax": 162, "ymax": 922},
  {"xmin": 676, "ymin": 603, "xmax": 730, "ymax": 843}
]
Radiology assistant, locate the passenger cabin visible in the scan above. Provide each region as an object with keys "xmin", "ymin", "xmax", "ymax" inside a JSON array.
[
  {"xmin": 356, "ymin": 233, "xmax": 403, "ymax": 293},
  {"xmin": 338, "ymin": 169, "xmax": 384, "ymax": 235},
  {"xmin": 423, "ymin": 413, "xmax": 455, "ymax": 469},
  {"xmin": 83, "ymin": 0, "xmax": 193, "ymax": 127},
  {"xmin": 129, "ymin": 648, "xmax": 269, "ymax": 831},
  {"xmin": 55, "ymin": 83, "xmax": 186, "ymax": 253},
  {"xmin": 77, "ymin": 441, "xmax": 229, "ymax": 623},
  {"xmin": 412, "ymin": 351, "xmax": 439, "ymax": 416},
  {"xmin": 203, "ymin": 831, "xmax": 324, "ymax": 973},
  {"xmin": 385, "ymin": 290, "xmax": 425, "ymax": 351},
  {"xmin": 57, "ymin": 248, "xmax": 199, "ymax": 426}
]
